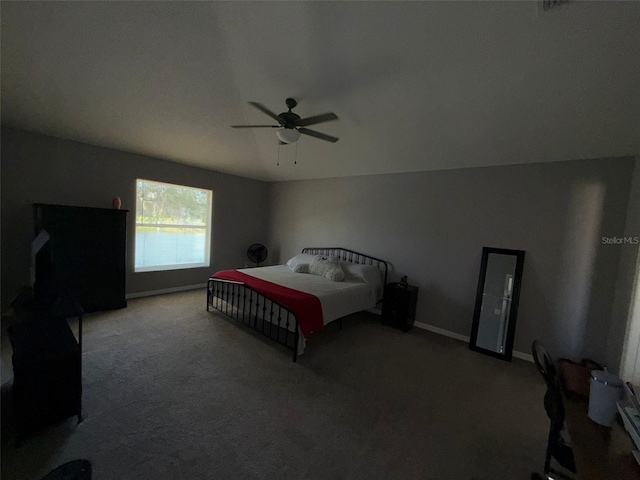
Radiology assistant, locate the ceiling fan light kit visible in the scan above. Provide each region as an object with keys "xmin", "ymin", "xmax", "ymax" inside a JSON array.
[
  {"xmin": 276, "ymin": 128, "xmax": 301, "ymax": 144},
  {"xmin": 232, "ymin": 98, "xmax": 339, "ymax": 144}
]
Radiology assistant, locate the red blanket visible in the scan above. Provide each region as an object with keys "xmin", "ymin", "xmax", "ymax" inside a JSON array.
[{"xmin": 212, "ymin": 270, "xmax": 324, "ymax": 338}]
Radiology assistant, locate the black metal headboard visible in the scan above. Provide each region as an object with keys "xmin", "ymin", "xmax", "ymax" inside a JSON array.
[{"xmin": 301, "ymin": 247, "xmax": 388, "ymax": 286}]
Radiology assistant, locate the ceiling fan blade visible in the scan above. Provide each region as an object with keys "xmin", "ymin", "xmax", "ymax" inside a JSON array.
[
  {"xmin": 298, "ymin": 127, "xmax": 339, "ymax": 143},
  {"xmin": 295, "ymin": 112, "xmax": 338, "ymax": 127},
  {"xmin": 248, "ymin": 102, "xmax": 284, "ymax": 124},
  {"xmin": 231, "ymin": 125, "xmax": 280, "ymax": 128}
]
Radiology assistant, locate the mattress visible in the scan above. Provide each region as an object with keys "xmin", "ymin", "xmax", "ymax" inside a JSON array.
[{"xmin": 237, "ymin": 265, "xmax": 378, "ymax": 325}]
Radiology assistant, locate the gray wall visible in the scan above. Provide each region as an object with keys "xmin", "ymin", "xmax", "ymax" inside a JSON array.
[
  {"xmin": 1, "ymin": 127, "xmax": 269, "ymax": 307},
  {"xmin": 267, "ymin": 157, "xmax": 637, "ymax": 364},
  {"xmin": 608, "ymin": 157, "xmax": 640, "ymax": 373}
]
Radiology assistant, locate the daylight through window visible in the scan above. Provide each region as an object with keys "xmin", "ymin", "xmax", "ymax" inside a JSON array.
[{"xmin": 135, "ymin": 179, "xmax": 213, "ymax": 272}]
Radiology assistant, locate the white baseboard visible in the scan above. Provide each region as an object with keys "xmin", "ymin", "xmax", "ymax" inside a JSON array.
[
  {"xmin": 413, "ymin": 321, "xmax": 533, "ymax": 363},
  {"xmin": 414, "ymin": 321, "xmax": 470, "ymax": 342},
  {"xmin": 512, "ymin": 350, "xmax": 535, "ymax": 363},
  {"xmin": 126, "ymin": 283, "xmax": 207, "ymax": 300}
]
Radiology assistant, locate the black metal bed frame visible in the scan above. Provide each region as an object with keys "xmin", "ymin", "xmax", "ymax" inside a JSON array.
[{"xmin": 207, "ymin": 247, "xmax": 388, "ymax": 362}]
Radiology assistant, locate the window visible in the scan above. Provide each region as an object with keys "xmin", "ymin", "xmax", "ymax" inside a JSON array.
[{"xmin": 135, "ymin": 179, "xmax": 213, "ymax": 272}]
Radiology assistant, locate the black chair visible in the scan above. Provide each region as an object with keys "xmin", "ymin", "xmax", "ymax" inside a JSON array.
[{"xmin": 531, "ymin": 341, "xmax": 577, "ymax": 480}]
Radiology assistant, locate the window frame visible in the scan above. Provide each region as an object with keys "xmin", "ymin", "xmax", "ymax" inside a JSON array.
[{"xmin": 134, "ymin": 179, "xmax": 213, "ymax": 273}]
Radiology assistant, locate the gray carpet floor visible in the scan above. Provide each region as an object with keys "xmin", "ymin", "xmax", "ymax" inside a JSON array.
[{"xmin": 1, "ymin": 289, "xmax": 548, "ymax": 480}]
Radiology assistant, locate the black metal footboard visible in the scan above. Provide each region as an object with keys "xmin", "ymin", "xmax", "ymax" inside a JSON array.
[{"xmin": 207, "ymin": 278, "xmax": 300, "ymax": 362}]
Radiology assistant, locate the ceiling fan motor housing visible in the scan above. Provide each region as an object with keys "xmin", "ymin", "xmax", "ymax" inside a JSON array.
[
  {"xmin": 278, "ymin": 111, "xmax": 301, "ymax": 128},
  {"xmin": 279, "ymin": 98, "xmax": 300, "ymax": 128},
  {"xmin": 285, "ymin": 98, "xmax": 297, "ymax": 110}
]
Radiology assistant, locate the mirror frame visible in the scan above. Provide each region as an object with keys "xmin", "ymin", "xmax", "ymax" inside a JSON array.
[{"xmin": 469, "ymin": 247, "xmax": 525, "ymax": 362}]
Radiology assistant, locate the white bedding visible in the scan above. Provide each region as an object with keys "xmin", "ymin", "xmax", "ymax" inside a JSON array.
[
  {"xmin": 237, "ymin": 264, "xmax": 379, "ymax": 354},
  {"xmin": 239, "ymin": 265, "xmax": 377, "ymax": 324}
]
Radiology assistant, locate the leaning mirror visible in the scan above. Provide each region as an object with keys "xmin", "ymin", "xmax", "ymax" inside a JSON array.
[{"xmin": 469, "ymin": 247, "xmax": 525, "ymax": 361}]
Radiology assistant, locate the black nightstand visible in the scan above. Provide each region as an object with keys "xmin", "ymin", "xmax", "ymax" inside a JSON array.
[{"xmin": 381, "ymin": 283, "xmax": 418, "ymax": 332}]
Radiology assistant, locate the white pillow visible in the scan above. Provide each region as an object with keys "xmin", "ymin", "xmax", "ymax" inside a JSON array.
[
  {"xmin": 286, "ymin": 253, "xmax": 317, "ymax": 272},
  {"xmin": 342, "ymin": 263, "xmax": 384, "ymax": 301},
  {"xmin": 292, "ymin": 263, "xmax": 309, "ymax": 273},
  {"xmin": 309, "ymin": 256, "xmax": 345, "ymax": 282}
]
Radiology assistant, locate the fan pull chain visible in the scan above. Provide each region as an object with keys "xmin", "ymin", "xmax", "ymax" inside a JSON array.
[
  {"xmin": 294, "ymin": 141, "xmax": 298, "ymax": 165},
  {"xmin": 276, "ymin": 142, "xmax": 280, "ymax": 167}
]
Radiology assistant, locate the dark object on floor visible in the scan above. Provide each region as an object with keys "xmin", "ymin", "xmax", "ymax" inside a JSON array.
[
  {"xmin": 1, "ymin": 381, "xmax": 15, "ymax": 444},
  {"xmin": 8, "ymin": 290, "xmax": 84, "ymax": 443},
  {"xmin": 557, "ymin": 358, "xmax": 603, "ymax": 398},
  {"xmin": 531, "ymin": 340, "xmax": 577, "ymax": 480},
  {"xmin": 40, "ymin": 459, "xmax": 91, "ymax": 480}
]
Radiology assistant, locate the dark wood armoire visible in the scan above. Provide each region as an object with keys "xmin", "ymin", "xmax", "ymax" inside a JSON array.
[
  {"xmin": 8, "ymin": 204, "xmax": 128, "ymax": 440},
  {"xmin": 33, "ymin": 203, "xmax": 128, "ymax": 312}
]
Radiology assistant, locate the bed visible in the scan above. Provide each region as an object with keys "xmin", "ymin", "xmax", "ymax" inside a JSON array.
[{"xmin": 207, "ymin": 247, "xmax": 388, "ymax": 361}]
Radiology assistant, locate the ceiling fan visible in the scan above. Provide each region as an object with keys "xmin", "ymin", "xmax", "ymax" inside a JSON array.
[{"xmin": 231, "ymin": 98, "xmax": 339, "ymax": 144}]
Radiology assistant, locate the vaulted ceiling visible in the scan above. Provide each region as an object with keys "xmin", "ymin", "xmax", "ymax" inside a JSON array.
[{"xmin": 2, "ymin": 1, "xmax": 639, "ymax": 181}]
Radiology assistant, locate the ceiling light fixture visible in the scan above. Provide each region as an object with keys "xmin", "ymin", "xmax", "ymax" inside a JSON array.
[
  {"xmin": 276, "ymin": 128, "xmax": 301, "ymax": 144},
  {"xmin": 232, "ymin": 98, "xmax": 339, "ymax": 144}
]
